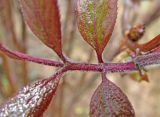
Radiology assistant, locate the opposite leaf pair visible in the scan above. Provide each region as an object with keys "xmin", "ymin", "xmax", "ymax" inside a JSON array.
[{"xmin": 20, "ymin": 0, "xmax": 118, "ymax": 63}]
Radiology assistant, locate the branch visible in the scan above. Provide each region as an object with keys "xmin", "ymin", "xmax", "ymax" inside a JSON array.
[
  {"xmin": 0, "ymin": 53, "xmax": 16, "ymax": 94},
  {"xmin": 1, "ymin": 43, "xmax": 160, "ymax": 73},
  {"xmin": 141, "ymin": 0, "xmax": 160, "ymax": 26},
  {"xmin": 0, "ymin": 43, "xmax": 64, "ymax": 67},
  {"xmin": 67, "ymin": 62, "xmax": 135, "ymax": 72},
  {"xmin": 68, "ymin": 52, "xmax": 160, "ymax": 72}
]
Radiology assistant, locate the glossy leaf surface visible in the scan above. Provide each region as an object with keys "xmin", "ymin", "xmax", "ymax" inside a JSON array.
[
  {"xmin": 77, "ymin": 0, "xmax": 117, "ymax": 54},
  {"xmin": 19, "ymin": 0, "xmax": 63, "ymax": 57},
  {"xmin": 0, "ymin": 77, "xmax": 60, "ymax": 117},
  {"xmin": 90, "ymin": 76, "xmax": 135, "ymax": 117}
]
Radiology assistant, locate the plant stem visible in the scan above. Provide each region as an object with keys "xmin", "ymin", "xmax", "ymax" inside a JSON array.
[
  {"xmin": 0, "ymin": 43, "xmax": 63, "ymax": 67},
  {"xmin": 0, "ymin": 53, "xmax": 16, "ymax": 95},
  {"xmin": 96, "ymin": 51, "xmax": 104, "ymax": 63},
  {"xmin": 1, "ymin": 43, "xmax": 160, "ymax": 73}
]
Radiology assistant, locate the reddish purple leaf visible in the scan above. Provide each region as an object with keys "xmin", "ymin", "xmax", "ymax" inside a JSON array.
[
  {"xmin": 77, "ymin": 0, "xmax": 117, "ymax": 54},
  {"xmin": 145, "ymin": 34, "xmax": 160, "ymax": 52},
  {"xmin": 0, "ymin": 77, "xmax": 60, "ymax": 117},
  {"xmin": 19, "ymin": 0, "xmax": 63, "ymax": 57},
  {"xmin": 90, "ymin": 76, "xmax": 135, "ymax": 117},
  {"xmin": 127, "ymin": 34, "xmax": 160, "ymax": 52}
]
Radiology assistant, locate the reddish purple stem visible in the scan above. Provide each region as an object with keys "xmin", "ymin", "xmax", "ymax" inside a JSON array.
[
  {"xmin": 0, "ymin": 43, "xmax": 64, "ymax": 67},
  {"xmin": 67, "ymin": 62, "xmax": 136, "ymax": 72},
  {"xmin": 0, "ymin": 43, "xmax": 160, "ymax": 73}
]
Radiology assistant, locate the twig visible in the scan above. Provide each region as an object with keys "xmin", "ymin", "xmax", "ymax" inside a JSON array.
[
  {"xmin": 0, "ymin": 53, "xmax": 16, "ymax": 95},
  {"xmin": 19, "ymin": 11, "xmax": 28, "ymax": 85},
  {"xmin": 141, "ymin": 0, "xmax": 160, "ymax": 26},
  {"xmin": 0, "ymin": 43, "xmax": 64, "ymax": 67},
  {"xmin": 1, "ymin": 42, "xmax": 160, "ymax": 73}
]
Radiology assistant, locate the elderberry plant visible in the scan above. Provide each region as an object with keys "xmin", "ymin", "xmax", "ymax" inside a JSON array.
[{"xmin": 0, "ymin": 0, "xmax": 160, "ymax": 116}]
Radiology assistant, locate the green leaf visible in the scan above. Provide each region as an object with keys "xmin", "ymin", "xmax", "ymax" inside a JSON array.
[{"xmin": 77, "ymin": 0, "xmax": 117, "ymax": 54}]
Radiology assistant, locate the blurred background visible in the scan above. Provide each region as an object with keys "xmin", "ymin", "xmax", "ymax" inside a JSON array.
[{"xmin": 0, "ymin": 0, "xmax": 160, "ymax": 117}]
